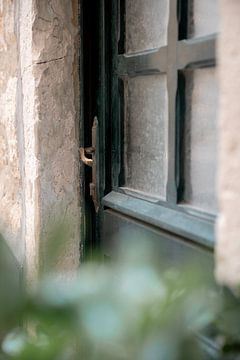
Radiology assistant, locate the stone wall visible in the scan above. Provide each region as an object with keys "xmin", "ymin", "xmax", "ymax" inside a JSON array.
[
  {"xmin": 0, "ymin": 0, "xmax": 81, "ymax": 281},
  {"xmin": 215, "ymin": 0, "xmax": 240, "ymax": 287},
  {"xmin": 0, "ymin": 0, "xmax": 23, "ymax": 262},
  {"xmin": 32, "ymin": 0, "xmax": 81, "ymax": 275}
]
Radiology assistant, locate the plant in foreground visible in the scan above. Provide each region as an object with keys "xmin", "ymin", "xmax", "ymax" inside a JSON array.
[{"xmin": 0, "ymin": 234, "xmax": 240, "ymax": 360}]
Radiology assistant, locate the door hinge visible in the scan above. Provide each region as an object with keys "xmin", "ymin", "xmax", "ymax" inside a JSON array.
[{"xmin": 80, "ymin": 117, "xmax": 99, "ymax": 213}]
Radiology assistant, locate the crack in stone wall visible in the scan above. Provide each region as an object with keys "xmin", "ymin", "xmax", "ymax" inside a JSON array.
[
  {"xmin": 0, "ymin": 0, "xmax": 81, "ymax": 280},
  {"xmin": 32, "ymin": 0, "xmax": 81, "ymax": 275}
]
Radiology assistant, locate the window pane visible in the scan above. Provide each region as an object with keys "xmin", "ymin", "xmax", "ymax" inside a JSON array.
[
  {"xmin": 189, "ymin": 0, "xmax": 219, "ymax": 38},
  {"xmin": 183, "ymin": 67, "xmax": 218, "ymax": 213},
  {"xmin": 126, "ymin": 0, "xmax": 169, "ymax": 53},
  {"xmin": 124, "ymin": 75, "xmax": 168, "ymax": 199}
]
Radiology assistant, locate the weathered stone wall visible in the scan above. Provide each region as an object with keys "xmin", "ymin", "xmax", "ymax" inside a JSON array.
[
  {"xmin": 32, "ymin": 0, "xmax": 81, "ymax": 274},
  {"xmin": 215, "ymin": 0, "xmax": 240, "ymax": 286},
  {"xmin": 0, "ymin": 0, "xmax": 81, "ymax": 280},
  {"xmin": 0, "ymin": 0, "xmax": 23, "ymax": 262}
]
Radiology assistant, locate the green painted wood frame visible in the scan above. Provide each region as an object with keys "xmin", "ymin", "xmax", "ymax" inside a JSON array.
[
  {"xmin": 80, "ymin": 0, "xmax": 220, "ymax": 356},
  {"xmin": 79, "ymin": 0, "xmax": 112, "ymax": 257},
  {"xmin": 80, "ymin": 0, "xmax": 217, "ymax": 260},
  {"xmin": 100, "ymin": 0, "xmax": 217, "ymax": 250}
]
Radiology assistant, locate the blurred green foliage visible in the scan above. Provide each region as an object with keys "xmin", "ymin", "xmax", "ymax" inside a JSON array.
[{"xmin": 0, "ymin": 233, "xmax": 240, "ymax": 360}]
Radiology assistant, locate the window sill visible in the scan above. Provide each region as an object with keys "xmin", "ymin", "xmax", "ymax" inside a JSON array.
[{"xmin": 102, "ymin": 191, "xmax": 215, "ymax": 249}]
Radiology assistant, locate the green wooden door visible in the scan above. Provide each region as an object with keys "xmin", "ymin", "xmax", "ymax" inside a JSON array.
[
  {"xmin": 81, "ymin": 0, "xmax": 219, "ymax": 355},
  {"xmin": 82, "ymin": 0, "xmax": 219, "ymax": 277}
]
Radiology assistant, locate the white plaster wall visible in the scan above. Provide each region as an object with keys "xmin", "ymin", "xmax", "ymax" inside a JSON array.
[{"xmin": 216, "ymin": 0, "xmax": 240, "ymax": 286}]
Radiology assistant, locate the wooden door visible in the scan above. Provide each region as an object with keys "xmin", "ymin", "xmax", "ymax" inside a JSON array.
[
  {"xmin": 81, "ymin": 0, "xmax": 219, "ymax": 277},
  {"xmin": 81, "ymin": 0, "xmax": 219, "ymax": 355}
]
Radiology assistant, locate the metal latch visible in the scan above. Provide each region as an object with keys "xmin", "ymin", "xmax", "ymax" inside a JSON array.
[{"xmin": 80, "ymin": 117, "xmax": 99, "ymax": 212}]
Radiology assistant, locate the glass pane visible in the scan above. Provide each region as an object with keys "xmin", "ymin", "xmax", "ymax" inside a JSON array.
[
  {"xmin": 189, "ymin": 0, "xmax": 219, "ymax": 38},
  {"xmin": 184, "ymin": 67, "xmax": 218, "ymax": 213},
  {"xmin": 126, "ymin": 0, "xmax": 169, "ymax": 53},
  {"xmin": 124, "ymin": 75, "xmax": 168, "ymax": 199}
]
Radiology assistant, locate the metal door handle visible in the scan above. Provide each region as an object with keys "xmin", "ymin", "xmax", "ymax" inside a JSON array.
[
  {"xmin": 80, "ymin": 117, "xmax": 99, "ymax": 212},
  {"xmin": 79, "ymin": 147, "xmax": 93, "ymax": 167}
]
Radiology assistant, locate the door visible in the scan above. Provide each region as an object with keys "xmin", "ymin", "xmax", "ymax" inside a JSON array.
[
  {"xmin": 81, "ymin": 0, "xmax": 219, "ymax": 268},
  {"xmin": 81, "ymin": 0, "xmax": 219, "ymax": 354}
]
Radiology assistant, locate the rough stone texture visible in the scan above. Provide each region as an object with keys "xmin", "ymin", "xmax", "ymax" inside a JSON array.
[
  {"xmin": 0, "ymin": 0, "xmax": 80, "ymax": 281},
  {"xmin": 32, "ymin": 0, "xmax": 81, "ymax": 274},
  {"xmin": 0, "ymin": 0, "xmax": 23, "ymax": 261},
  {"xmin": 215, "ymin": 0, "xmax": 240, "ymax": 286}
]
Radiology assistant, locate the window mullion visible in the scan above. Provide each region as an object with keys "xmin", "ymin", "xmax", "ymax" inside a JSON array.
[{"xmin": 166, "ymin": 0, "xmax": 179, "ymax": 204}]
